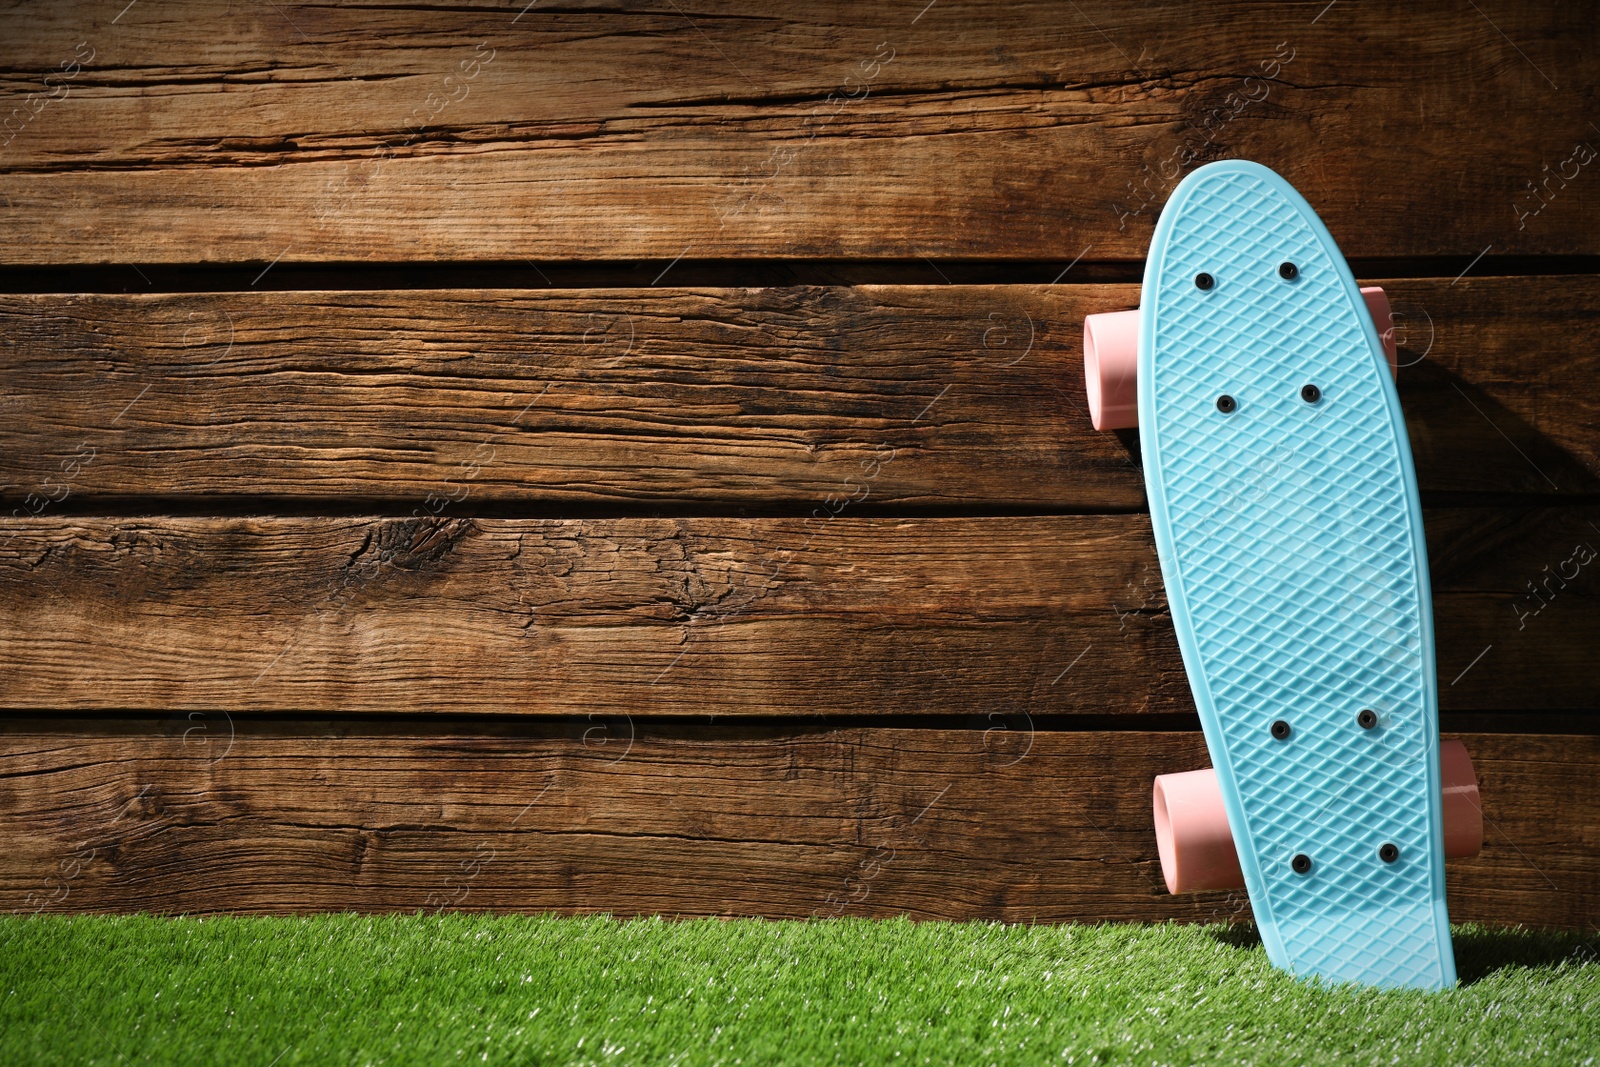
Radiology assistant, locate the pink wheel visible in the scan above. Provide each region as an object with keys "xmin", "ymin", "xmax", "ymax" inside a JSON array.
[
  {"xmin": 1153, "ymin": 767, "xmax": 1244, "ymax": 894},
  {"xmin": 1439, "ymin": 738, "xmax": 1484, "ymax": 860},
  {"xmin": 1360, "ymin": 286, "xmax": 1399, "ymax": 379},
  {"xmin": 1083, "ymin": 309, "xmax": 1140, "ymax": 431},
  {"xmin": 1153, "ymin": 740, "xmax": 1482, "ymax": 895}
]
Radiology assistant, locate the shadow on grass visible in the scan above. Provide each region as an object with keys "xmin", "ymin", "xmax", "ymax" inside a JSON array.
[
  {"xmin": 1453, "ymin": 926, "xmax": 1600, "ymax": 985},
  {"xmin": 1203, "ymin": 922, "xmax": 1600, "ymax": 985},
  {"xmin": 1207, "ymin": 921, "xmax": 1261, "ymax": 950}
]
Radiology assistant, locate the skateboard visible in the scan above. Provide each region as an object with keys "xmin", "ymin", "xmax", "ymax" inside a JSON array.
[{"xmin": 1081, "ymin": 159, "xmax": 1482, "ymax": 990}]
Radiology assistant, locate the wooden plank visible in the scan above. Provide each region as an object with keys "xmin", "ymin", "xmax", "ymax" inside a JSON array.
[
  {"xmin": 0, "ymin": 285, "xmax": 1138, "ymax": 511},
  {"xmin": 0, "ymin": 2, "xmax": 1595, "ymax": 262},
  {"xmin": 0, "ymin": 512, "xmax": 1592, "ymax": 714},
  {"xmin": 1, "ymin": 278, "xmax": 1595, "ymax": 509},
  {"xmin": 1383, "ymin": 277, "xmax": 1600, "ymax": 499},
  {"xmin": 1, "ymin": 719, "xmax": 1592, "ymax": 928}
]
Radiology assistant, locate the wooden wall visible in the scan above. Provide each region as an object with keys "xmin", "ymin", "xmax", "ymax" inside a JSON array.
[{"xmin": 0, "ymin": 0, "xmax": 1594, "ymax": 926}]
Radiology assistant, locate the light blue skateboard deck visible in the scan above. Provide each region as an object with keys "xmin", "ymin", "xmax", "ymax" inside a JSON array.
[{"xmin": 1140, "ymin": 160, "xmax": 1456, "ymax": 990}]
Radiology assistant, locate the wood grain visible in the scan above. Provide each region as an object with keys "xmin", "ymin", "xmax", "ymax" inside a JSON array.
[
  {"xmin": 0, "ymin": 285, "xmax": 1134, "ymax": 511},
  {"xmin": 0, "ymin": 511, "xmax": 1592, "ymax": 715},
  {"xmin": 0, "ymin": 279, "xmax": 1595, "ymax": 509},
  {"xmin": 1382, "ymin": 277, "xmax": 1600, "ymax": 499},
  {"xmin": 1, "ymin": 719, "xmax": 1592, "ymax": 928},
  {"xmin": 0, "ymin": 2, "xmax": 1594, "ymax": 262}
]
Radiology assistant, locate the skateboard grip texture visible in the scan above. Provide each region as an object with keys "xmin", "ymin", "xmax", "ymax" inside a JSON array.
[{"xmin": 1142, "ymin": 162, "xmax": 1453, "ymax": 989}]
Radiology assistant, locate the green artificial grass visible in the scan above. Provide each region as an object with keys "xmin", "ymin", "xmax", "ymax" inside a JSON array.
[{"xmin": 1, "ymin": 916, "xmax": 1596, "ymax": 1066}]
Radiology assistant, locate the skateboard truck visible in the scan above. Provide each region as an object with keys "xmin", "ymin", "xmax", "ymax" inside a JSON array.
[
  {"xmin": 1085, "ymin": 288, "xmax": 1400, "ymax": 432},
  {"xmin": 1152, "ymin": 740, "xmax": 1484, "ymax": 894}
]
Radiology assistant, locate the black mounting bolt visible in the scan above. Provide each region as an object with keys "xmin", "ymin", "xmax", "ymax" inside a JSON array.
[
  {"xmin": 1195, "ymin": 272, "xmax": 1215, "ymax": 291},
  {"xmin": 1291, "ymin": 853, "xmax": 1313, "ymax": 875},
  {"xmin": 1357, "ymin": 709, "xmax": 1379, "ymax": 730},
  {"xmin": 1270, "ymin": 719, "xmax": 1292, "ymax": 741},
  {"xmin": 1216, "ymin": 394, "xmax": 1237, "ymax": 414},
  {"xmin": 1279, "ymin": 262, "xmax": 1299, "ymax": 280},
  {"xmin": 1379, "ymin": 843, "xmax": 1400, "ymax": 864},
  {"xmin": 1301, "ymin": 383, "xmax": 1322, "ymax": 403}
]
